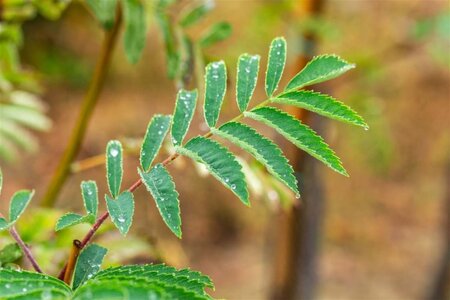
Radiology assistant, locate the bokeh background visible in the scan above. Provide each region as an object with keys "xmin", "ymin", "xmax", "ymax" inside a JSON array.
[{"xmin": 1, "ymin": 0, "xmax": 449, "ymax": 299}]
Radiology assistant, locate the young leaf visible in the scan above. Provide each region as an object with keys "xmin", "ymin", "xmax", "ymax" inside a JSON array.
[
  {"xmin": 86, "ymin": 0, "xmax": 117, "ymax": 29},
  {"xmin": 176, "ymin": 136, "xmax": 249, "ymax": 205},
  {"xmin": 179, "ymin": 1, "xmax": 213, "ymax": 28},
  {"xmin": 265, "ymin": 37, "xmax": 286, "ymax": 97},
  {"xmin": 204, "ymin": 61, "xmax": 227, "ymax": 128},
  {"xmin": 123, "ymin": 0, "xmax": 147, "ymax": 64},
  {"xmin": 213, "ymin": 122, "xmax": 299, "ymax": 196},
  {"xmin": 55, "ymin": 213, "xmax": 91, "ymax": 232},
  {"xmin": 105, "ymin": 191, "xmax": 135, "ymax": 236},
  {"xmin": 0, "ymin": 269, "xmax": 71, "ymax": 298},
  {"xmin": 140, "ymin": 115, "xmax": 171, "ymax": 172},
  {"xmin": 0, "ymin": 218, "xmax": 8, "ymax": 231},
  {"xmin": 171, "ymin": 89, "xmax": 197, "ymax": 146},
  {"xmin": 236, "ymin": 54, "xmax": 260, "ymax": 112},
  {"xmin": 81, "ymin": 180, "xmax": 98, "ymax": 219},
  {"xmin": 72, "ymin": 244, "xmax": 107, "ymax": 290},
  {"xmin": 199, "ymin": 21, "xmax": 232, "ymax": 48},
  {"xmin": 274, "ymin": 90, "xmax": 368, "ymax": 129},
  {"xmin": 9, "ymin": 190, "xmax": 34, "ymax": 224},
  {"xmin": 285, "ymin": 54, "xmax": 355, "ymax": 91},
  {"xmin": 106, "ymin": 140, "xmax": 123, "ymax": 198},
  {"xmin": 245, "ymin": 107, "xmax": 348, "ymax": 176},
  {"xmin": 138, "ymin": 164, "xmax": 182, "ymax": 238}
]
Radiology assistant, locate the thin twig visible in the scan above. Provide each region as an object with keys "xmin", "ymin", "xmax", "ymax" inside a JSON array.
[{"xmin": 9, "ymin": 226, "xmax": 43, "ymax": 273}]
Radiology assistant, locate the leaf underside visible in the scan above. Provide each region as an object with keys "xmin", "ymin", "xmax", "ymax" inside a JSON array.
[
  {"xmin": 245, "ymin": 107, "xmax": 348, "ymax": 176},
  {"xmin": 177, "ymin": 136, "xmax": 249, "ymax": 206},
  {"xmin": 199, "ymin": 21, "xmax": 232, "ymax": 48},
  {"xmin": 213, "ymin": 122, "xmax": 299, "ymax": 196},
  {"xmin": 139, "ymin": 164, "xmax": 182, "ymax": 238}
]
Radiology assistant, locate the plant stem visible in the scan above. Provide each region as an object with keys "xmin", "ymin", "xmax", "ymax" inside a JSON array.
[
  {"xmin": 0, "ymin": 212, "xmax": 42, "ymax": 273},
  {"xmin": 63, "ymin": 240, "xmax": 81, "ymax": 284},
  {"xmin": 9, "ymin": 226, "xmax": 43, "ymax": 273},
  {"xmin": 58, "ymin": 81, "xmax": 284, "ymax": 278},
  {"xmin": 40, "ymin": 8, "xmax": 122, "ymax": 207}
]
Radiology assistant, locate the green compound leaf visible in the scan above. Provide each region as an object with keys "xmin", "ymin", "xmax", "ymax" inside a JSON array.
[
  {"xmin": 285, "ymin": 54, "xmax": 355, "ymax": 91},
  {"xmin": 93, "ymin": 264, "xmax": 213, "ymax": 297},
  {"xmin": 138, "ymin": 164, "xmax": 182, "ymax": 238},
  {"xmin": 274, "ymin": 90, "xmax": 368, "ymax": 129},
  {"xmin": 213, "ymin": 122, "xmax": 299, "ymax": 196},
  {"xmin": 9, "ymin": 190, "xmax": 34, "ymax": 225},
  {"xmin": 245, "ymin": 107, "xmax": 348, "ymax": 176},
  {"xmin": 0, "ymin": 217, "xmax": 8, "ymax": 231},
  {"xmin": 177, "ymin": 136, "xmax": 249, "ymax": 206},
  {"xmin": 81, "ymin": 180, "xmax": 98, "ymax": 219},
  {"xmin": 86, "ymin": 0, "xmax": 117, "ymax": 29},
  {"xmin": 171, "ymin": 89, "xmax": 197, "ymax": 146},
  {"xmin": 106, "ymin": 140, "xmax": 123, "ymax": 198},
  {"xmin": 265, "ymin": 37, "xmax": 286, "ymax": 97},
  {"xmin": 95, "ymin": 264, "xmax": 214, "ymax": 289},
  {"xmin": 236, "ymin": 54, "xmax": 260, "ymax": 112},
  {"xmin": 140, "ymin": 115, "xmax": 171, "ymax": 172},
  {"xmin": 123, "ymin": 0, "xmax": 147, "ymax": 64},
  {"xmin": 179, "ymin": 1, "xmax": 213, "ymax": 28},
  {"xmin": 72, "ymin": 244, "xmax": 107, "ymax": 290},
  {"xmin": 204, "ymin": 61, "xmax": 227, "ymax": 128},
  {"xmin": 105, "ymin": 191, "xmax": 135, "ymax": 236},
  {"xmin": 199, "ymin": 21, "xmax": 232, "ymax": 48},
  {"xmin": 0, "ymin": 269, "xmax": 71, "ymax": 298},
  {"xmin": 55, "ymin": 213, "xmax": 92, "ymax": 232}
]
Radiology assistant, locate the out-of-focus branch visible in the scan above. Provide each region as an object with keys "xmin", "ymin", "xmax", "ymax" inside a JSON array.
[{"xmin": 41, "ymin": 6, "xmax": 122, "ymax": 207}]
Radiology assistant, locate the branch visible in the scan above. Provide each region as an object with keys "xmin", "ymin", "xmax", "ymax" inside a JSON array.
[{"xmin": 41, "ymin": 6, "xmax": 123, "ymax": 207}]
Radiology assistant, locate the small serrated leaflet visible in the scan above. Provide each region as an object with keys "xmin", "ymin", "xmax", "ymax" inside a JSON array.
[{"xmin": 140, "ymin": 115, "xmax": 171, "ymax": 171}]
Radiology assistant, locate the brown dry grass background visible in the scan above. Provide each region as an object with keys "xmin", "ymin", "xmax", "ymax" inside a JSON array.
[{"xmin": 1, "ymin": 0, "xmax": 449, "ymax": 299}]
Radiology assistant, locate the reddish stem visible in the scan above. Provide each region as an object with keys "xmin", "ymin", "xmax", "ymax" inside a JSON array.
[{"xmin": 9, "ymin": 226, "xmax": 43, "ymax": 273}]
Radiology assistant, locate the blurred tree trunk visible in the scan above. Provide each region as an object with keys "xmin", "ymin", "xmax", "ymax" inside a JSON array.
[
  {"xmin": 427, "ymin": 161, "xmax": 450, "ymax": 300},
  {"xmin": 270, "ymin": 0, "xmax": 325, "ymax": 299}
]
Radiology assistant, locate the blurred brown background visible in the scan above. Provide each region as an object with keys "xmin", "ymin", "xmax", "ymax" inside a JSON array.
[{"xmin": 1, "ymin": 0, "xmax": 449, "ymax": 299}]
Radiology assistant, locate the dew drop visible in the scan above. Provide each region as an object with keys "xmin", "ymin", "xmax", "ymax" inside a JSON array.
[
  {"xmin": 225, "ymin": 178, "xmax": 229, "ymax": 183},
  {"xmin": 231, "ymin": 184, "xmax": 236, "ymax": 190},
  {"xmin": 158, "ymin": 130, "xmax": 163, "ymax": 135},
  {"xmin": 110, "ymin": 148, "xmax": 119, "ymax": 157},
  {"xmin": 117, "ymin": 216, "xmax": 125, "ymax": 223},
  {"xmin": 5, "ymin": 283, "xmax": 10, "ymax": 289},
  {"xmin": 295, "ymin": 194, "xmax": 301, "ymax": 199},
  {"xmin": 22, "ymin": 287, "xmax": 27, "ymax": 292}
]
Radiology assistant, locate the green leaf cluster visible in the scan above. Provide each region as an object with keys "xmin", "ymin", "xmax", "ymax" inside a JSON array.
[{"xmin": 0, "ymin": 261, "xmax": 214, "ymax": 299}]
